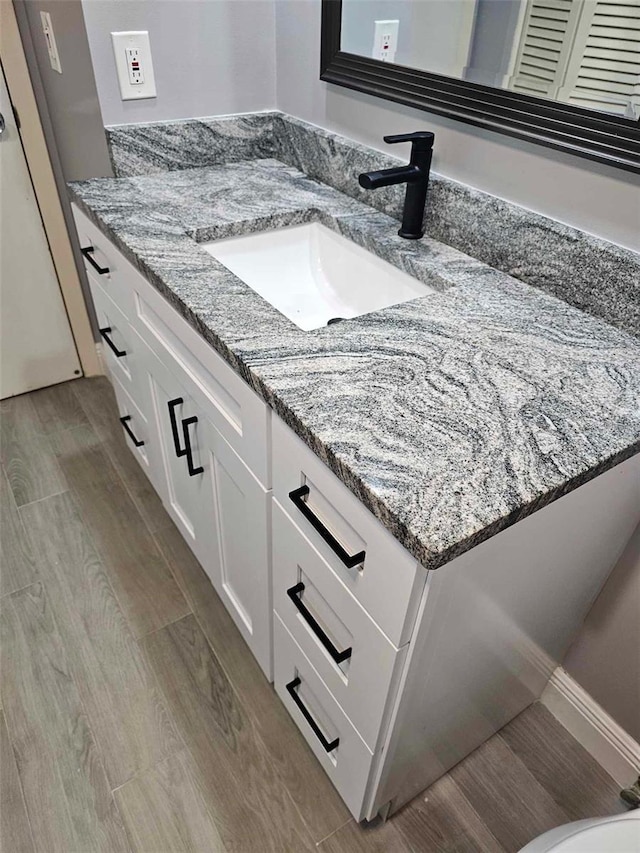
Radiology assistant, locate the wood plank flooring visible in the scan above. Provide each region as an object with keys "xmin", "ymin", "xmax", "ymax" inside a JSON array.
[
  {"xmin": 0, "ymin": 710, "xmax": 35, "ymax": 853},
  {"xmin": 19, "ymin": 491, "xmax": 179, "ymax": 788},
  {"xmin": 1, "ymin": 582, "xmax": 130, "ymax": 852},
  {"xmin": 0, "ymin": 377, "xmax": 627, "ymax": 853}
]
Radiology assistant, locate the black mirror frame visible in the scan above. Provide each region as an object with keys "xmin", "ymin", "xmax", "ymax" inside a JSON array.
[{"xmin": 320, "ymin": 0, "xmax": 640, "ymax": 173}]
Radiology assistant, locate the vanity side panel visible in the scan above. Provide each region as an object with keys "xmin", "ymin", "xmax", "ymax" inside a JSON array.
[{"xmin": 370, "ymin": 454, "xmax": 640, "ymax": 818}]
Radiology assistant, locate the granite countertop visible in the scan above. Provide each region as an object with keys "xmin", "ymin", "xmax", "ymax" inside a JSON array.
[{"xmin": 69, "ymin": 156, "xmax": 640, "ymax": 571}]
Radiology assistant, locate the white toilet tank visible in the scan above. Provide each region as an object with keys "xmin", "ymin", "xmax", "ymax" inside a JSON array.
[{"xmin": 519, "ymin": 812, "xmax": 640, "ymax": 852}]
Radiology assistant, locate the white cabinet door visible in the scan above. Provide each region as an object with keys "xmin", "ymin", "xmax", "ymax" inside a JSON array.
[
  {"xmin": 198, "ymin": 415, "xmax": 272, "ymax": 679},
  {"xmin": 137, "ymin": 339, "xmax": 213, "ymax": 569},
  {"xmin": 136, "ymin": 333, "xmax": 272, "ymax": 679}
]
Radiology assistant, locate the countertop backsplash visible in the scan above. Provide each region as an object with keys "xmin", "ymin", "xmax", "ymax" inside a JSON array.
[{"xmin": 106, "ymin": 110, "xmax": 640, "ymax": 338}]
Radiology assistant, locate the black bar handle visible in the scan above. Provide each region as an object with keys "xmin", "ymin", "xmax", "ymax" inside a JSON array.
[
  {"xmin": 383, "ymin": 131, "xmax": 435, "ymax": 151},
  {"xmin": 81, "ymin": 245, "xmax": 110, "ymax": 275},
  {"xmin": 99, "ymin": 327, "xmax": 126, "ymax": 358},
  {"xmin": 119, "ymin": 415, "xmax": 144, "ymax": 447},
  {"xmin": 286, "ymin": 677, "xmax": 339, "ymax": 753},
  {"xmin": 288, "ymin": 486, "xmax": 365, "ymax": 569},
  {"xmin": 287, "ymin": 583, "xmax": 352, "ymax": 664},
  {"xmin": 167, "ymin": 398, "xmax": 186, "ymax": 458},
  {"xmin": 182, "ymin": 416, "xmax": 204, "ymax": 476}
]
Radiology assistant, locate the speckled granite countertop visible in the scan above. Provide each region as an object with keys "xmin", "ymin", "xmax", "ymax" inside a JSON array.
[{"xmin": 69, "ymin": 156, "xmax": 640, "ymax": 571}]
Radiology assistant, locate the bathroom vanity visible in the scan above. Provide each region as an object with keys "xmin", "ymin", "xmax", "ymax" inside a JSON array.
[{"xmin": 69, "ymin": 113, "xmax": 640, "ymax": 822}]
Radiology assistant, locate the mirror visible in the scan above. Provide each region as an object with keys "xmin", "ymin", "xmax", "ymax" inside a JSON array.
[
  {"xmin": 321, "ymin": 0, "xmax": 640, "ymax": 171},
  {"xmin": 340, "ymin": 0, "xmax": 640, "ymax": 120}
]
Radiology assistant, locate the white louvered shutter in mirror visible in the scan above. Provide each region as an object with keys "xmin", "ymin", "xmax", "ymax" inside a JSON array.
[
  {"xmin": 557, "ymin": 1, "xmax": 640, "ymax": 118},
  {"xmin": 508, "ymin": 0, "xmax": 640, "ymax": 118},
  {"xmin": 508, "ymin": 0, "xmax": 582, "ymax": 98}
]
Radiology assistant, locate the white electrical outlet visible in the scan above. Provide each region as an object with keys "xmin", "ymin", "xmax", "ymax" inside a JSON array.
[
  {"xmin": 111, "ymin": 31, "xmax": 156, "ymax": 100},
  {"xmin": 125, "ymin": 48, "xmax": 144, "ymax": 85},
  {"xmin": 40, "ymin": 11, "xmax": 62, "ymax": 74},
  {"xmin": 372, "ymin": 19, "xmax": 399, "ymax": 63}
]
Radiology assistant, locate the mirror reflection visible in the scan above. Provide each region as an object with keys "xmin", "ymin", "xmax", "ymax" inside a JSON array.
[{"xmin": 341, "ymin": 0, "xmax": 640, "ymax": 119}]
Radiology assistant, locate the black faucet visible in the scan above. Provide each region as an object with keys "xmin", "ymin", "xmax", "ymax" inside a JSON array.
[{"xmin": 358, "ymin": 131, "xmax": 434, "ymax": 240}]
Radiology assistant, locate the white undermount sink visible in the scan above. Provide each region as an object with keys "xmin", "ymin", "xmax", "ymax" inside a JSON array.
[{"xmin": 201, "ymin": 223, "xmax": 435, "ymax": 331}]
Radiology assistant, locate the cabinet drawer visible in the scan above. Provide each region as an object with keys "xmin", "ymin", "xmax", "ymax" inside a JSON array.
[
  {"xmin": 274, "ymin": 614, "xmax": 374, "ymax": 821},
  {"xmin": 89, "ymin": 276, "xmax": 142, "ymax": 401},
  {"xmin": 273, "ymin": 418, "xmax": 425, "ymax": 647},
  {"xmin": 131, "ymin": 275, "xmax": 270, "ymax": 487},
  {"xmin": 273, "ymin": 501, "xmax": 407, "ymax": 751},
  {"xmin": 109, "ymin": 372, "xmax": 161, "ymax": 490},
  {"xmin": 72, "ymin": 205, "xmax": 134, "ymax": 317}
]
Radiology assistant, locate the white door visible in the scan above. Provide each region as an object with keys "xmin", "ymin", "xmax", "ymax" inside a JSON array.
[{"xmin": 0, "ymin": 64, "xmax": 81, "ymax": 399}]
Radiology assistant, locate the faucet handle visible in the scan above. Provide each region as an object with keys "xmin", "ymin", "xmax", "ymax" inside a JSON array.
[{"xmin": 384, "ymin": 131, "xmax": 434, "ymax": 151}]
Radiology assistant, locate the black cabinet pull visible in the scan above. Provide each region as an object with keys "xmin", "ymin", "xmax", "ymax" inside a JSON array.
[
  {"xmin": 119, "ymin": 415, "xmax": 144, "ymax": 447},
  {"xmin": 182, "ymin": 416, "xmax": 204, "ymax": 476},
  {"xmin": 166, "ymin": 400, "xmax": 203, "ymax": 476},
  {"xmin": 81, "ymin": 245, "xmax": 109, "ymax": 275},
  {"xmin": 167, "ymin": 398, "xmax": 186, "ymax": 457},
  {"xmin": 99, "ymin": 327, "xmax": 126, "ymax": 358},
  {"xmin": 287, "ymin": 583, "xmax": 352, "ymax": 664},
  {"xmin": 288, "ymin": 486, "xmax": 365, "ymax": 569},
  {"xmin": 286, "ymin": 677, "xmax": 339, "ymax": 753}
]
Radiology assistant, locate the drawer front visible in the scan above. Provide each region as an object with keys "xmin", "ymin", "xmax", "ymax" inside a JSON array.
[
  {"xmin": 132, "ymin": 281, "xmax": 270, "ymax": 487},
  {"xmin": 89, "ymin": 276, "xmax": 142, "ymax": 401},
  {"xmin": 273, "ymin": 501, "xmax": 407, "ymax": 751},
  {"xmin": 273, "ymin": 614, "xmax": 374, "ymax": 821},
  {"xmin": 109, "ymin": 372, "xmax": 162, "ymax": 492},
  {"xmin": 72, "ymin": 205, "xmax": 134, "ymax": 317},
  {"xmin": 273, "ymin": 418, "xmax": 425, "ymax": 647}
]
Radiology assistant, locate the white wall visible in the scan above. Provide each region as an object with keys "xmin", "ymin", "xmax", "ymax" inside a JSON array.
[
  {"xmin": 81, "ymin": 0, "xmax": 277, "ymax": 126},
  {"xmin": 275, "ymin": 0, "xmax": 640, "ymax": 251},
  {"xmin": 563, "ymin": 524, "xmax": 640, "ymax": 742},
  {"xmin": 15, "ymin": 0, "xmax": 112, "ymax": 180},
  {"xmin": 341, "ymin": 0, "xmax": 476, "ymax": 78}
]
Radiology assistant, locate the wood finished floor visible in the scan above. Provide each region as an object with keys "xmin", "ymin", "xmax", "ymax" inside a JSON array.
[{"xmin": 0, "ymin": 377, "xmax": 626, "ymax": 853}]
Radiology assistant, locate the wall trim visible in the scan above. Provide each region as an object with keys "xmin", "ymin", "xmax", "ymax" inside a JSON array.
[{"xmin": 542, "ymin": 667, "xmax": 640, "ymax": 786}]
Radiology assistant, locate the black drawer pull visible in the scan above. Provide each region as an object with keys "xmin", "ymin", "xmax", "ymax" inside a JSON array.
[
  {"xmin": 182, "ymin": 416, "xmax": 204, "ymax": 477},
  {"xmin": 81, "ymin": 245, "xmax": 109, "ymax": 275},
  {"xmin": 99, "ymin": 327, "xmax": 126, "ymax": 358},
  {"xmin": 168, "ymin": 398, "xmax": 186, "ymax": 457},
  {"xmin": 288, "ymin": 485, "xmax": 365, "ymax": 569},
  {"xmin": 119, "ymin": 415, "xmax": 144, "ymax": 447},
  {"xmin": 286, "ymin": 677, "xmax": 339, "ymax": 753},
  {"xmin": 167, "ymin": 399, "xmax": 203, "ymax": 476},
  {"xmin": 287, "ymin": 583, "xmax": 352, "ymax": 664}
]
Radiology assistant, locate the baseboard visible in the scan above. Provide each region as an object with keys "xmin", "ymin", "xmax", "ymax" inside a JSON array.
[{"xmin": 541, "ymin": 667, "xmax": 640, "ymax": 786}]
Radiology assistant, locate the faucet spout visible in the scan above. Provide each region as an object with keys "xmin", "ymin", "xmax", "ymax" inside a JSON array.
[
  {"xmin": 358, "ymin": 165, "xmax": 421, "ymax": 190},
  {"xmin": 357, "ymin": 131, "xmax": 434, "ymax": 240}
]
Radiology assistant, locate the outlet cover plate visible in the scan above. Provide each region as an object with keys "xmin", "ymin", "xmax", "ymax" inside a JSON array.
[{"xmin": 111, "ymin": 31, "xmax": 156, "ymax": 100}]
